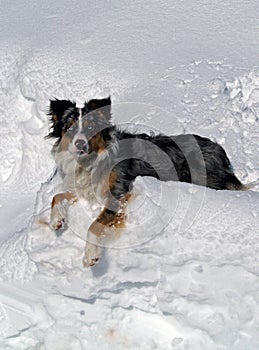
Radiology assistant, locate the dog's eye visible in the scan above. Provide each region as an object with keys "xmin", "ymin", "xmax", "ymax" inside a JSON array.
[
  {"xmin": 67, "ymin": 126, "xmax": 75, "ymax": 133},
  {"xmin": 87, "ymin": 125, "xmax": 93, "ymax": 130}
]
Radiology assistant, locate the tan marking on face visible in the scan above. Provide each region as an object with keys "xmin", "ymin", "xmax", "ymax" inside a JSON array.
[
  {"xmin": 97, "ymin": 110, "xmax": 105, "ymax": 119},
  {"xmin": 57, "ymin": 134, "xmax": 71, "ymax": 152},
  {"xmin": 83, "ymin": 120, "xmax": 89, "ymax": 128},
  {"xmin": 52, "ymin": 114, "xmax": 58, "ymax": 122},
  {"xmin": 88, "ymin": 134, "xmax": 105, "ymax": 154},
  {"xmin": 67, "ymin": 120, "xmax": 76, "ymax": 129}
]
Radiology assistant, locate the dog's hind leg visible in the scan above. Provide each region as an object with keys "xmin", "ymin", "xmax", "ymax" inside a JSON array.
[
  {"xmin": 225, "ymin": 173, "xmax": 259, "ymax": 191},
  {"xmin": 225, "ymin": 173, "xmax": 244, "ymax": 191},
  {"xmin": 50, "ymin": 192, "xmax": 77, "ymax": 230},
  {"xmin": 239, "ymin": 177, "xmax": 259, "ymax": 191}
]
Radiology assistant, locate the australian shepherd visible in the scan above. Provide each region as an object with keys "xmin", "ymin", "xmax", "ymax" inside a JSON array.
[{"xmin": 47, "ymin": 97, "xmax": 258, "ymax": 267}]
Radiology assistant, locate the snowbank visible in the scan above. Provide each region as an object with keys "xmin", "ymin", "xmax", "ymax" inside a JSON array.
[{"xmin": 0, "ymin": 1, "xmax": 258, "ymax": 349}]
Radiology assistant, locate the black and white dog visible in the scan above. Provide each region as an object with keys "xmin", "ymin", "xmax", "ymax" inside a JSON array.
[{"xmin": 47, "ymin": 97, "xmax": 258, "ymax": 267}]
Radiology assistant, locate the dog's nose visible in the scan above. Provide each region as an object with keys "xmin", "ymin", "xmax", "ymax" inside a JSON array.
[{"xmin": 75, "ymin": 139, "xmax": 87, "ymax": 152}]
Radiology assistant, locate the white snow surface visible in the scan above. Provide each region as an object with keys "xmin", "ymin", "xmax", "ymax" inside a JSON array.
[{"xmin": 0, "ymin": 1, "xmax": 259, "ymax": 349}]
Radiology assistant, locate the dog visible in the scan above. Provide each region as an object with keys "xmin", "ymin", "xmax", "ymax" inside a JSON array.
[{"xmin": 47, "ymin": 97, "xmax": 258, "ymax": 267}]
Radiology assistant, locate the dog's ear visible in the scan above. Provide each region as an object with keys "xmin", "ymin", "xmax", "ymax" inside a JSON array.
[
  {"xmin": 49, "ymin": 99, "xmax": 75, "ymax": 121},
  {"xmin": 46, "ymin": 99, "xmax": 75, "ymax": 139},
  {"xmin": 86, "ymin": 96, "xmax": 111, "ymax": 120}
]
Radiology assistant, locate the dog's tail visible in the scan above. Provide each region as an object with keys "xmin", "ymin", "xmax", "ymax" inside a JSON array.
[{"xmin": 241, "ymin": 177, "xmax": 259, "ymax": 191}]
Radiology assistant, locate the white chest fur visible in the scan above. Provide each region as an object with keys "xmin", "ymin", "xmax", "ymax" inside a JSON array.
[{"xmin": 54, "ymin": 151, "xmax": 102, "ymax": 206}]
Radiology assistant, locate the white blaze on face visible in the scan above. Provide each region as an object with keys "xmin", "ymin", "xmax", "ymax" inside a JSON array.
[
  {"xmin": 78, "ymin": 108, "xmax": 83, "ymax": 132},
  {"xmin": 69, "ymin": 107, "xmax": 88, "ymax": 155}
]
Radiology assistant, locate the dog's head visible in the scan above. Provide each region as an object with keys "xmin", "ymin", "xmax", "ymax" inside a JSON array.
[{"xmin": 47, "ymin": 97, "xmax": 113, "ymax": 156}]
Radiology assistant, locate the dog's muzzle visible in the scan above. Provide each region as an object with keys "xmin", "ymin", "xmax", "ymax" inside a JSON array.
[{"xmin": 74, "ymin": 138, "xmax": 88, "ymax": 155}]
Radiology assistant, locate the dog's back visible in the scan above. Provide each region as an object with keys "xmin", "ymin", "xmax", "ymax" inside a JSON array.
[{"xmin": 112, "ymin": 131, "xmax": 244, "ymax": 190}]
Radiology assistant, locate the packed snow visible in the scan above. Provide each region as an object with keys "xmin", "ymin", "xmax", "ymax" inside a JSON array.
[{"xmin": 0, "ymin": 1, "xmax": 258, "ymax": 349}]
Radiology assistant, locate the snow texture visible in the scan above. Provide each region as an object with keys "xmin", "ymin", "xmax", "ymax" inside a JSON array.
[{"xmin": 0, "ymin": 1, "xmax": 258, "ymax": 349}]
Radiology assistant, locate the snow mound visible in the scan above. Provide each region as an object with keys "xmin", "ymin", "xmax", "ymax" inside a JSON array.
[{"xmin": 0, "ymin": 1, "xmax": 259, "ymax": 347}]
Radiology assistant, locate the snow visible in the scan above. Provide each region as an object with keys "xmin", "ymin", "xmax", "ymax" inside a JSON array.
[{"xmin": 0, "ymin": 0, "xmax": 259, "ymax": 349}]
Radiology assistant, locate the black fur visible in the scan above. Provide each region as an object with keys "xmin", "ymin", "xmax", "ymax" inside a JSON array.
[
  {"xmin": 101, "ymin": 131, "xmax": 244, "ymax": 204},
  {"xmin": 47, "ymin": 97, "xmax": 245, "ymax": 198}
]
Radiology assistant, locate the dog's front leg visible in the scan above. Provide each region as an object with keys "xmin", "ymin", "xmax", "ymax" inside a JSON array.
[
  {"xmin": 83, "ymin": 168, "xmax": 132, "ymax": 267},
  {"xmin": 83, "ymin": 217, "xmax": 106, "ymax": 268},
  {"xmin": 83, "ymin": 200, "xmax": 129, "ymax": 268},
  {"xmin": 50, "ymin": 192, "xmax": 77, "ymax": 230}
]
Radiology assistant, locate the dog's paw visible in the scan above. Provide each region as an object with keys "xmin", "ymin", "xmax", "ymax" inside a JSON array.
[
  {"xmin": 83, "ymin": 244, "xmax": 101, "ymax": 267},
  {"xmin": 49, "ymin": 213, "xmax": 65, "ymax": 231},
  {"xmin": 83, "ymin": 250, "xmax": 100, "ymax": 267},
  {"xmin": 83, "ymin": 231, "xmax": 102, "ymax": 268}
]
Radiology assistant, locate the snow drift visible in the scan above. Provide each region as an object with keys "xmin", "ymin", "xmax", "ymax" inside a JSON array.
[{"xmin": 0, "ymin": 1, "xmax": 258, "ymax": 349}]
